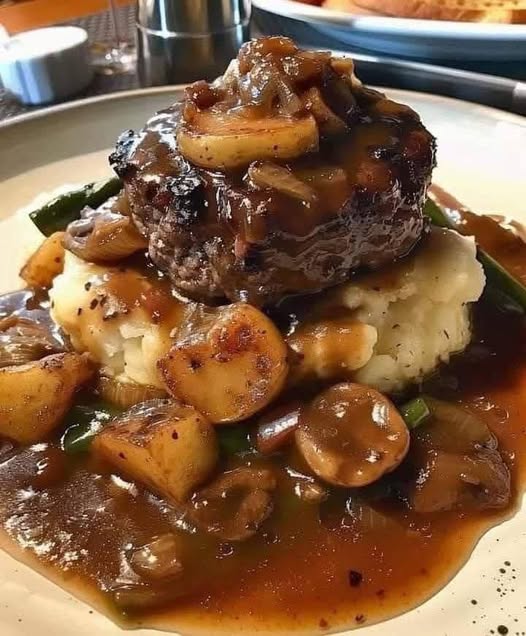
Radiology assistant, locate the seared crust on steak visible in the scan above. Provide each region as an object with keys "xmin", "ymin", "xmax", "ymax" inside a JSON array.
[{"xmin": 110, "ymin": 38, "xmax": 435, "ymax": 305}]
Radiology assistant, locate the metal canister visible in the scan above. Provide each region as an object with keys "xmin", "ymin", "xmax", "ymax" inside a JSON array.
[{"xmin": 136, "ymin": 0, "xmax": 251, "ymax": 86}]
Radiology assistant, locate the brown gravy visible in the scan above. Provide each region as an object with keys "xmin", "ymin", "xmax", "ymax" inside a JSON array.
[{"xmin": 0, "ymin": 203, "xmax": 526, "ymax": 634}]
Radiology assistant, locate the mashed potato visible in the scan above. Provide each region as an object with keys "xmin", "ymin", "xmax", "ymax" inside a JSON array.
[
  {"xmin": 50, "ymin": 227, "xmax": 485, "ymax": 395},
  {"xmin": 49, "ymin": 254, "xmax": 184, "ymax": 388},
  {"xmin": 339, "ymin": 227, "xmax": 485, "ymax": 392}
]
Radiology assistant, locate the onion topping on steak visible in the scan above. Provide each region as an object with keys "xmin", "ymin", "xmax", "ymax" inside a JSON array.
[{"xmin": 110, "ymin": 37, "xmax": 436, "ymax": 305}]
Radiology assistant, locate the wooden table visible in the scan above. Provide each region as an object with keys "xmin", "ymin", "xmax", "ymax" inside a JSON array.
[{"xmin": 0, "ymin": 0, "xmax": 133, "ymax": 34}]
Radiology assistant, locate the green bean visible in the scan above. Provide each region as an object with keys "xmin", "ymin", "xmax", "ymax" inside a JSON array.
[
  {"xmin": 29, "ymin": 177, "xmax": 122, "ymax": 236},
  {"xmin": 217, "ymin": 426, "xmax": 252, "ymax": 456},
  {"xmin": 399, "ymin": 396, "xmax": 431, "ymax": 430},
  {"xmin": 61, "ymin": 402, "xmax": 117, "ymax": 454}
]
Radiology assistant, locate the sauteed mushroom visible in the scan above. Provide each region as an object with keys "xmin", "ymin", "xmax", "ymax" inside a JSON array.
[
  {"xmin": 189, "ymin": 467, "xmax": 277, "ymax": 541},
  {"xmin": 296, "ymin": 383, "xmax": 410, "ymax": 488},
  {"xmin": 406, "ymin": 398, "xmax": 510, "ymax": 513}
]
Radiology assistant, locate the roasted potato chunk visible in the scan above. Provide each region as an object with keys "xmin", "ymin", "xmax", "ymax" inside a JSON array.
[
  {"xmin": 93, "ymin": 399, "xmax": 218, "ymax": 503},
  {"xmin": 0, "ymin": 352, "xmax": 93, "ymax": 443},
  {"xmin": 20, "ymin": 232, "xmax": 65, "ymax": 288},
  {"xmin": 158, "ymin": 303, "xmax": 289, "ymax": 424}
]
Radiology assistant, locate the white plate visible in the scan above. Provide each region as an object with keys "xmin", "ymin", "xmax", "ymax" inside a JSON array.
[
  {"xmin": 253, "ymin": 0, "xmax": 526, "ymax": 60},
  {"xmin": 0, "ymin": 87, "xmax": 526, "ymax": 636}
]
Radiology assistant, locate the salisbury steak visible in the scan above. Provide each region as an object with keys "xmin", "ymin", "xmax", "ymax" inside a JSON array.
[{"xmin": 111, "ymin": 37, "xmax": 436, "ymax": 305}]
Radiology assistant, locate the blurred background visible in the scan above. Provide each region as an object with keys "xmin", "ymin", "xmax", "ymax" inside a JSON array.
[{"xmin": 0, "ymin": 0, "xmax": 524, "ymax": 119}]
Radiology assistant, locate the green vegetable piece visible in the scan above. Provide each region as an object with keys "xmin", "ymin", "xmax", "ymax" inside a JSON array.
[
  {"xmin": 423, "ymin": 198, "xmax": 453, "ymax": 229},
  {"xmin": 29, "ymin": 177, "xmax": 122, "ymax": 236},
  {"xmin": 424, "ymin": 198, "xmax": 526, "ymax": 313},
  {"xmin": 399, "ymin": 397, "xmax": 431, "ymax": 430},
  {"xmin": 217, "ymin": 426, "xmax": 251, "ymax": 456},
  {"xmin": 478, "ymin": 250, "xmax": 526, "ymax": 314},
  {"xmin": 61, "ymin": 402, "xmax": 117, "ymax": 454}
]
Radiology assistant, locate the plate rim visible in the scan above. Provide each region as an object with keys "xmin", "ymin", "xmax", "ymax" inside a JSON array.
[
  {"xmin": 0, "ymin": 85, "xmax": 187, "ymax": 130},
  {"xmin": 253, "ymin": 0, "xmax": 526, "ymax": 37},
  {"xmin": 0, "ymin": 84, "xmax": 524, "ymax": 137},
  {"xmin": 1, "ymin": 73, "xmax": 526, "ymax": 636}
]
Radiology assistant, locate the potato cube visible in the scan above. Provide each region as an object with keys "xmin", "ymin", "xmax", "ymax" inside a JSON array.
[
  {"xmin": 20, "ymin": 232, "xmax": 65, "ymax": 288},
  {"xmin": 0, "ymin": 352, "xmax": 94, "ymax": 443},
  {"xmin": 93, "ymin": 400, "xmax": 218, "ymax": 503}
]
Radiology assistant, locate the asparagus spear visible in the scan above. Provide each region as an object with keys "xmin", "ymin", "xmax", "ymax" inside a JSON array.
[
  {"xmin": 29, "ymin": 177, "xmax": 122, "ymax": 236},
  {"xmin": 424, "ymin": 198, "xmax": 526, "ymax": 313}
]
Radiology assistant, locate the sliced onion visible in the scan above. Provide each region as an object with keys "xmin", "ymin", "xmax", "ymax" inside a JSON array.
[
  {"xmin": 0, "ymin": 316, "xmax": 63, "ymax": 368},
  {"xmin": 330, "ymin": 57, "xmax": 355, "ymax": 79},
  {"xmin": 129, "ymin": 534, "xmax": 184, "ymax": 582},
  {"xmin": 248, "ymin": 161, "xmax": 317, "ymax": 204},
  {"xmin": 64, "ymin": 208, "xmax": 147, "ymax": 263},
  {"xmin": 273, "ymin": 73, "xmax": 303, "ymax": 116},
  {"xmin": 256, "ymin": 401, "xmax": 300, "ymax": 455},
  {"xmin": 303, "ymin": 87, "xmax": 347, "ymax": 137},
  {"xmin": 97, "ymin": 375, "xmax": 167, "ymax": 409}
]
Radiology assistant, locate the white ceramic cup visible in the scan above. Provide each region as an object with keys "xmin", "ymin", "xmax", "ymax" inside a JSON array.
[{"xmin": 0, "ymin": 26, "xmax": 93, "ymax": 105}]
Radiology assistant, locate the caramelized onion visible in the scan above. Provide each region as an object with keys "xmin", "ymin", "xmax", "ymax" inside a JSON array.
[
  {"xmin": 248, "ymin": 161, "xmax": 317, "ymax": 204},
  {"xmin": 64, "ymin": 207, "xmax": 147, "ymax": 263},
  {"xmin": 189, "ymin": 467, "xmax": 277, "ymax": 541},
  {"xmin": 0, "ymin": 315, "xmax": 63, "ymax": 368},
  {"xmin": 97, "ymin": 375, "xmax": 167, "ymax": 408},
  {"xmin": 129, "ymin": 534, "xmax": 184, "ymax": 582},
  {"xmin": 256, "ymin": 401, "xmax": 301, "ymax": 455},
  {"xmin": 303, "ymin": 87, "xmax": 347, "ymax": 136}
]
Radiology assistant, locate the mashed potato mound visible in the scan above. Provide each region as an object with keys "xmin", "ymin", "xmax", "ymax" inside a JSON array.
[
  {"xmin": 339, "ymin": 227, "xmax": 486, "ymax": 392},
  {"xmin": 49, "ymin": 255, "xmax": 179, "ymax": 388},
  {"xmin": 50, "ymin": 227, "xmax": 485, "ymax": 395}
]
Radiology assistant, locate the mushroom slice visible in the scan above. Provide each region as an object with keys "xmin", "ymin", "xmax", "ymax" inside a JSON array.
[
  {"xmin": 406, "ymin": 398, "xmax": 510, "ymax": 513},
  {"xmin": 177, "ymin": 110, "xmax": 319, "ymax": 170},
  {"xmin": 93, "ymin": 399, "xmax": 218, "ymax": 504},
  {"xmin": 295, "ymin": 383, "xmax": 410, "ymax": 488},
  {"xmin": 189, "ymin": 467, "xmax": 277, "ymax": 541}
]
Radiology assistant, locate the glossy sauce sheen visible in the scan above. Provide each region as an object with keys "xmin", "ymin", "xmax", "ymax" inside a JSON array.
[
  {"xmin": 0, "ymin": 229, "xmax": 526, "ymax": 634},
  {"xmin": 116, "ymin": 75, "xmax": 435, "ymax": 304}
]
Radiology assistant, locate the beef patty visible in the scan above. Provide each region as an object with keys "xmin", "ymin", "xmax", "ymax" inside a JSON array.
[{"xmin": 110, "ymin": 37, "xmax": 436, "ymax": 306}]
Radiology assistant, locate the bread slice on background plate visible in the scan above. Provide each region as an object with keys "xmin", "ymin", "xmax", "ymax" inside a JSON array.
[{"xmin": 324, "ymin": 0, "xmax": 526, "ymax": 22}]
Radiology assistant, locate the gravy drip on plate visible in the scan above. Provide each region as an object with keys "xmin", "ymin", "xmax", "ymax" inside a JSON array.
[{"xmin": 0, "ymin": 202, "xmax": 525, "ymax": 634}]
